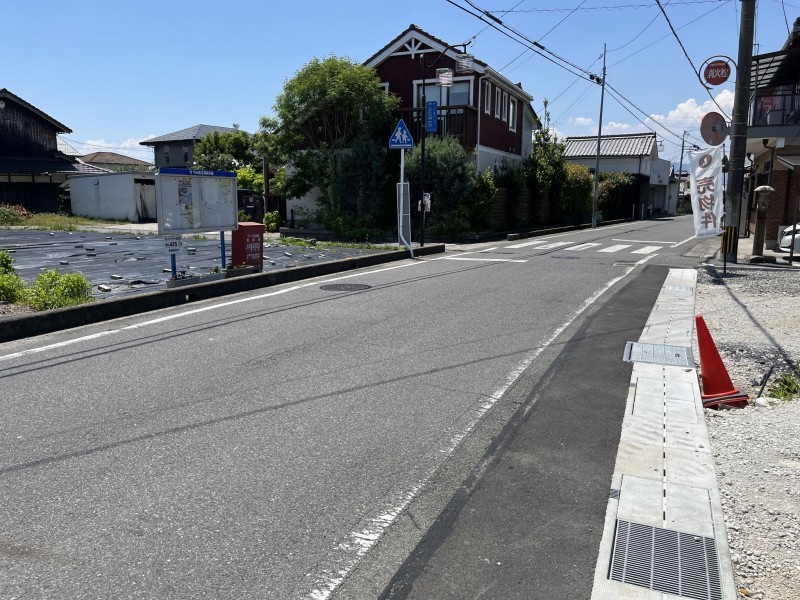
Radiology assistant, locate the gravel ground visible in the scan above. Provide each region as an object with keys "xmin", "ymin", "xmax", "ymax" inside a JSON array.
[{"xmin": 695, "ymin": 266, "xmax": 800, "ymax": 600}]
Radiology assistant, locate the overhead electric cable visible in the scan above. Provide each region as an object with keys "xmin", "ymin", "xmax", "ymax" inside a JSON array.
[
  {"xmin": 654, "ymin": 0, "xmax": 731, "ymax": 119},
  {"xmin": 444, "ymin": 0, "xmax": 596, "ymax": 82},
  {"xmin": 537, "ymin": 0, "xmax": 587, "ymax": 42},
  {"xmin": 493, "ymin": 0, "xmax": 730, "ymax": 12}
]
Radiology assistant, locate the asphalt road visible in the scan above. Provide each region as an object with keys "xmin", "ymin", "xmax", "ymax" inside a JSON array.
[{"xmin": 0, "ymin": 216, "xmax": 706, "ymax": 599}]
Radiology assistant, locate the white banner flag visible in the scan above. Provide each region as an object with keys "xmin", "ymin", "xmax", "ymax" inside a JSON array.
[{"xmin": 688, "ymin": 146, "xmax": 724, "ymax": 238}]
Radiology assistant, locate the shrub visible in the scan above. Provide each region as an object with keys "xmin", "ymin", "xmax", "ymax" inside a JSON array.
[
  {"xmin": 0, "ymin": 272, "xmax": 25, "ymax": 303},
  {"xmin": 0, "ymin": 249, "xmax": 14, "ymax": 275},
  {"xmin": 264, "ymin": 211, "xmax": 281, "ymax": 233},
  {"xmin": 0, "ymin": 204, "xmax": 29, "ymax": 226},
  {"xmin": 25, "ymin": 269, "xmax": 93, "ymax": 311},
  {"xmin": 768, "ymin": 370, "xmax": 800, "ymax": 401}
]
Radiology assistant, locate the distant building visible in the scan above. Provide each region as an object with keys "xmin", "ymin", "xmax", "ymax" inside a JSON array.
[
  {"xmin": 564, "ymin": 133, "xmax": 673, "ymax": 218},
  {"xmin": 80, "ymin": 152, "xmax": 153, "ymax": 172},
  {"xmin": 0, "ymin": 88, "xmax": 107, "ymax": 211},
  {"xmin": 140, "ymin": 124, "xmax": 240, "ymax": 169}
]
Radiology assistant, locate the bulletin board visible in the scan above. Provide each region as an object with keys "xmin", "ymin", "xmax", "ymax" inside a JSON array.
[{"xmin": 156, "ymin": 168, "xmax": 238, "ymax": 234}]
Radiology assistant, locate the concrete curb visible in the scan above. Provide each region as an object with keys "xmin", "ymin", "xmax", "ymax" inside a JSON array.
[{"xmin": 0, "ymin": 244, "xmax": 445, "ymax": 344}]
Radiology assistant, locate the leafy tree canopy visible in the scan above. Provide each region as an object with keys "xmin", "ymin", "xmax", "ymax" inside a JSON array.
[
  {"xmin": 259, "ymin": 56, "xmax": 399, "ymax": 208},
  {"xmin": 193, "ymin": 126, "xmax": 258, "ymax": 172}
]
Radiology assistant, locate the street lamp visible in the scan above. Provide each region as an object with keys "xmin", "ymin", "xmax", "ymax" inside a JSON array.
[{"xmin": 419, "ymin": 43, "xmax": 472, "ymax": 247}]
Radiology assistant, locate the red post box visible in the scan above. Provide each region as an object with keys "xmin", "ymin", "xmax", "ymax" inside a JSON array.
[{"xmin": 231, "ymin": 222, "xmax": 264, "ymax": 271}]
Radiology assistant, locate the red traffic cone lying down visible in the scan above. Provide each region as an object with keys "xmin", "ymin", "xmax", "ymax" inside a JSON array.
[{"xmin": 695, "ymin": 315, "xmax": 749, "ymax": 409}]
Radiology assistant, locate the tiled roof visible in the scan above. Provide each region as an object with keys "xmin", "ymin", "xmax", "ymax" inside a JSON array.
[
  {"xmin": 0, "ymin": 156, "xmax": 109, "ymax": 175},
  {"xmin": 364, "ymin": 24, "xmax": 489, "ymax": 71},
  {"xmin": 0, "ymin": 88, "xmax": 71, "ymax": 133},
  {"xmin": 140, "ymin": 124, "xmax": 241, "ymax": 145},
  {"xmin": 80, "ymin": 152, "xmax": 152, "ymax": 166},
  {"xmin": 564, "ymin": 133, "xmax": 656, "ymax": 158}
]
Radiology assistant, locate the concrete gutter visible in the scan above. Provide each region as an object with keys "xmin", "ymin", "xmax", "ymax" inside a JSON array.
[{"xmin": 0, "ymin": 244, "xmax": 445, "ymax": 344}]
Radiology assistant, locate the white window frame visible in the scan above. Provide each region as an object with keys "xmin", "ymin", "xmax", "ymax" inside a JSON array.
[
  {"xmin": 495, "ymin": 87, "xmax": 501, "ymax": 118},
  {"xmin": 484, "ymin": 81, "xmax": 491, "ymax": 114},
  {"xmin": 502, "ymin": 91, "xmax": 509, "ymax": 122},
  {"xmin": 509, "ymin": 97, "xmax": 517, "ymax": 132}
]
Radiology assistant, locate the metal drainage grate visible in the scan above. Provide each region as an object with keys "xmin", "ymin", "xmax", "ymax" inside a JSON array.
[
  {"xmin": 319, "ymin": 283, "xmax": 372, "ymax": 292},
  {"xmin": 623, "ymin": 341, "xmax": 694, "ymax": 367},
  {"xmin": 610, "ymin": 520, "xmax": 722, "ymax": 600}
]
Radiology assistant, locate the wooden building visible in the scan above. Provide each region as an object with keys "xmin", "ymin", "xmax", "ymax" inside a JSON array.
[{"xmin": 0, "ymin": 88, "xmax": 107, "ymax": 212}]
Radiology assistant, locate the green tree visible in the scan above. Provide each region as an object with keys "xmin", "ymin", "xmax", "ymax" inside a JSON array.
[
  {"xmin": 406, "ymin": 136, "xmax": 494, "ymax": 237},
  {"xmin": 235, "ymin": 165, "xmax": 264, "ymax": 194},
  {"xmin": 523, "ymin": 101, "xmax": 566, "ymax": 210},
  {"xmin": 560, "ymin": 163, "xmax": 594, "ymax": 222},
  {"xmin": 193, "ymin": 126, "xmax": 257, "ymax": 172},
  {"xmin": 259, "ymin": 56, "xmax": 399, "ymax": 221}
]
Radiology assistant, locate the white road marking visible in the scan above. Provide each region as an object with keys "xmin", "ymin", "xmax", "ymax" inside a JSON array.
[
  {"xmin": 631, "ymin": 246, "xmax": 662, "ymax": 254},
  {"xmin": 598, "ymin": 244, "xmax": 632, "ymax": 253},
  {"xmin": 535, "ymin": 241, "xmax": 573, "ymax": 249},
  {"xmin": 567, "ymin": 242, "xmax": 602, "ymax": 251},
  {"xmin": 478, "ymin": 247, "xmax": 498, "ymax": 253},
  {"xmin": 444, "ymin": 257, "xmax": 528, "ymax": 263},
  {"xmin": 307, "ymin": 254, "xmax": 654, "ymax": 600},
  {"xmin": 671, "ymin": 235, "xmax": 696, "ymax": 248},
  {"xmin": 612, "ymin": 238, "xmax": 673, "ymax": 244},
  {"xmin": 505, "ymin": 239, "xmax": 548, "ymax": 248}
]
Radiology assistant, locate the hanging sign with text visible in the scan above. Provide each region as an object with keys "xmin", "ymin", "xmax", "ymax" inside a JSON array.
[{"xmin": 688, "ymin": 146, "xmax": 724, "ymax": 238}]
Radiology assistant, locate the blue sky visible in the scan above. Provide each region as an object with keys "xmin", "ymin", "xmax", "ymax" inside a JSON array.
[{"xmin": 4, "ymin": 1, "xmax": 796, "ymax": 165}]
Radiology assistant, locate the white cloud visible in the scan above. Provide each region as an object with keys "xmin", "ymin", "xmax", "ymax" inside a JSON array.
[{"xmin": 571, "ymin": 117, "xmax": 593, "ymax": 127}]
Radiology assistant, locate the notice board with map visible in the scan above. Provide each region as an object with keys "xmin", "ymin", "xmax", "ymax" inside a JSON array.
[{"xmin": 156, "ymin": 168, "xmax": 238, "ymax": 234}]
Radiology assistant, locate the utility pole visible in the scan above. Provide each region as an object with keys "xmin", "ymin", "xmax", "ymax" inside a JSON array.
[
  {"xmin": 592, "ymin": 44, "xmax": 607, "ymax": 230},
  {"xmin": 725, "ymin": 0, "xmax": 756, "ymax": 262},
  {"xmin": 676, "ymin": 131, "xmax": 687, "ymax": 213}
]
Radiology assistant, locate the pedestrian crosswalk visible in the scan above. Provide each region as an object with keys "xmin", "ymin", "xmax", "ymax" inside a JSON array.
[{"xmin": 504, "ymin": 239, "xmax": 663, "ymax": 255}]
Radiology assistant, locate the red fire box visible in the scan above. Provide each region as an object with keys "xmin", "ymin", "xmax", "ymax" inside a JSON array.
[{"xmin": 231, "ymin": 222, "xmax": 264, "ymax": 271}]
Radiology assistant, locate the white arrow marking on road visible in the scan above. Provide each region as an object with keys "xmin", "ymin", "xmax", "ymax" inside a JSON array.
[{"xmin": 598, "ymin": 244, "xmax": 632, "ymax": 253}]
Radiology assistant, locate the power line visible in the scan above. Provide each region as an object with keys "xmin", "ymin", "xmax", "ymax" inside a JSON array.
[
  {"xmin": 654, "ymin": 0, "xmax": 731, "ymax": 119},
  {"xmin": 537, "ymin": 0, "xmax": 587, "ymax": 42},
  {"xmin": 444, "ymin": 0, "xmax": 596, "ymax": 83},
  {"xmin": 492, "ymin": 0, "xmax": 729, "ymax": 12}
]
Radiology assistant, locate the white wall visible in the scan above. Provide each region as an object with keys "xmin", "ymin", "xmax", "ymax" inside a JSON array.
[{"xmin": 70, "ymin": 173, "xmax": 156, "ymax": 221}]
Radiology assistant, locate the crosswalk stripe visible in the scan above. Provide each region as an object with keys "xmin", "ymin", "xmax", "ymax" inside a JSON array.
[
  {"xmin": 535, "ymin": 241, "xmax": 573, "ymax": 249},
  {"xmin": 567, "ymin": 242, "xmax": 602, "ymax": 251},
  {"xmin": 631, "ymin": 246, "xmax": 662, "ymax": 254},
  {"xmin": 506, "ymin": 240, "xmax": 548, "ymax": 249},
  {"xmin": 598, "ymin": 244, "xmax": 632, "ymax": 253},
  {"xmin": 444, "ymin": 257, "xmax": 528, "ymax": 263}
]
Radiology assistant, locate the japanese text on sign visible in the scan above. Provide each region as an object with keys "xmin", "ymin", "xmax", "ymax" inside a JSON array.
[{"xmin": 688, "ymin": 146, "xmax": 723, "ymax": 239}]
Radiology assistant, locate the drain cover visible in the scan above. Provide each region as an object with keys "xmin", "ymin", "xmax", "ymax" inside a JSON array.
[
  {"xmin": 610, "ymin": 520, "xmax": 722, "ymax": 600},
  {"xmin": 319, "ymin": 283, "xmax": 372, "ymax": 292},
  {"xmin": 623, "ymin": 342, "xmax": 693, "ymax": 367}
]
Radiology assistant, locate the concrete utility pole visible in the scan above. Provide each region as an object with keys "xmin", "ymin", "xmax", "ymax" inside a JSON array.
[
  {"xmin": 725, "ymin": 0, "xmax": 756, "ymax": 262},
  {"xmin": 592, "ymin": 44, "xmax": 607, "ymax": 230}
]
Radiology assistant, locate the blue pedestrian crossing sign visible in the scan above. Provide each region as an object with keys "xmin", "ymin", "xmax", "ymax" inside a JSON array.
[{"xmin": 389, "ymin": 119, "xmax": 414, "ymax": 149}]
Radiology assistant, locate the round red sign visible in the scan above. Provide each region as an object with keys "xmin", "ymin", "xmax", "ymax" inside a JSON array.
[{"xmin": 704, "ymin": 60, "xmax": 731, "ymax": 86}]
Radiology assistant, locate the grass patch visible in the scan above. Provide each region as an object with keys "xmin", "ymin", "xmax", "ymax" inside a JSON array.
[
  {"xmin": 0, "ymin": 205, "xmax": 127, "ymax": 231},
  {"xmin": 277, "ymin": 236, "xmax": 395, "ymax": 251},
  {"xmin": 767, "ymin": 369, "xmax": 800, "ymax": 401}
]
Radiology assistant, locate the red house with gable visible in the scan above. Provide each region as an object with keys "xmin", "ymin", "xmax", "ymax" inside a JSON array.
[{"xmin": 364, "ymin": 24, "xmax": 541, "ymax": 172}]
